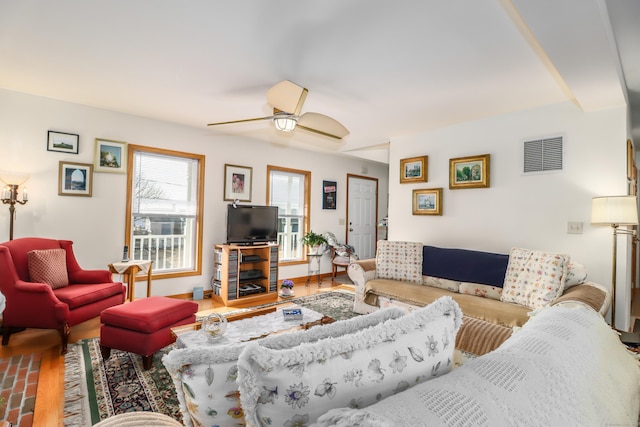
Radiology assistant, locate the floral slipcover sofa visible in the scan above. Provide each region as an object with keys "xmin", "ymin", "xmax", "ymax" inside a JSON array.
[{"xmin": 348, "ymin": 241, "xmax": 610, "ymax": 328}]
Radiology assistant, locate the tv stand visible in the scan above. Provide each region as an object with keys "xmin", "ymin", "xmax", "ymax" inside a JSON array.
[{"xmin": 212, "ymin": 243, "xmax": 279, "ymax": 306}]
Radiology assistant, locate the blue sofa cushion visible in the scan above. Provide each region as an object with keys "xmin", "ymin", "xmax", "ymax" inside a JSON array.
[{"xmin": 422, "ymin": 245, "xmax": 509, "ymax": 288}]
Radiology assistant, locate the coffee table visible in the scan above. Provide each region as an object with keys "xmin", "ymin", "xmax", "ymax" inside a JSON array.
[{"xmin": 171, "ymin": 302, "xmax": 334, "ymax": 348}]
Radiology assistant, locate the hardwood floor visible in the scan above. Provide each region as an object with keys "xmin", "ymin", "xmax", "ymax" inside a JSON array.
[{"xmin": 0, "ymin": 278, "xmax": 347, "ymax": 427}]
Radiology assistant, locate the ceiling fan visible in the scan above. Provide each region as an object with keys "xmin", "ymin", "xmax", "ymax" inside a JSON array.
[{"xmin": 207, "ymin": 80, "xmax": 350, "ymax": 140}]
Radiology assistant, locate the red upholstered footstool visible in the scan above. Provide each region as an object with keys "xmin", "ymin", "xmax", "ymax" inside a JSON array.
[{"xmin": 100, "ymin": 296, "xmax": 198, "ymax": 370}]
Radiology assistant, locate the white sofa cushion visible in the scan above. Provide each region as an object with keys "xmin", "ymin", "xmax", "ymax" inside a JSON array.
[
  {"xmin": 375, "ymin": 240, "xmax": 423, "ymax": 284},
  {"xmin": 501, "ymin": 247, "xmax": 569, "ymax": 309},
  {"xmin": 162, "ymin": 307, "xmax": 405, "ymax": 427},
  {"xmin": 237, "ymin": 297, "xmax": 462, "ymax": 427}
]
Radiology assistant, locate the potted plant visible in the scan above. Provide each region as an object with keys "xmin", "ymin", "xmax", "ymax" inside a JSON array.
[
  {"xmin": 280, "ymin": 279, "xmax": 295, "ymax": 296},
  {"xmin": 301, "ymin": 231, "xmax": 328, "ymax": 255}
]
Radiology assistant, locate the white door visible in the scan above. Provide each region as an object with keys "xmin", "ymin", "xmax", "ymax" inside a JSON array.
[{"xmin": 347, "ymin": 175, "xmax": 378, "ymax": 259}]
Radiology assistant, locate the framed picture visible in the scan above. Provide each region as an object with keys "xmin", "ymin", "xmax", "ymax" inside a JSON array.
[
  {"xmin": 449, "ymin": 154, "xmax": 490, "ymax": 189},
  {"xmin": 224, "ymin": 164, "xmax": 252, "ymax": 202},
  {"xmin": 412, "ymin": 188, "xmax": 442, "ymax": 215},
  {"xmin": 400, "ymin": 156, "xmax": 428, "ymax": 183},
  {"xmin": 95, "ymin": 138, "xmax": 127, "ymax": 173},
  {"xmin": 47, "ymin": 131, "xmax": 79, "ymax": 154},
  {"xmin": 322, "ymin": 180, "xmax": 337, "ymax": 209},
  {"xmin": 58, "ymin": 161, "xmax": 93, "ymax": 197}
]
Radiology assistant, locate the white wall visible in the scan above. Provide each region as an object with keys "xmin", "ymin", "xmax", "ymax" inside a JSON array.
[
  {"xmin": 389, "ymin": 101, "xmax": 633, "ymax": 329},
  {"xmin": 0, "ymin": 89, "xmax": 389, "ymax": 297}
]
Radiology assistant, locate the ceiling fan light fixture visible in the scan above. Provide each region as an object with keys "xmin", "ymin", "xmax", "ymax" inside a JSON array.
[{"xmin": 273, "ymin": 114, "xmax": 297, "ymax": 132}]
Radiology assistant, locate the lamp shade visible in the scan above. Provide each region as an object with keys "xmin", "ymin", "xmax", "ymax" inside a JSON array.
[
  {"xmin": 273, "ymin": 114, "xmax": 297, "ymax": 132},
  {"xmin": 0, "ymin": 171, "xmax": 29, "ymax": 186},
  {"xmin": 591, "ymin": 195, "xmax": 639, "ymax": 225}
]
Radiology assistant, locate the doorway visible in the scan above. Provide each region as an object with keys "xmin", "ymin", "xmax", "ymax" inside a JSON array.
[{"xmin": 347, "ymin": 174, "xmax": 378, "ymax": 259}]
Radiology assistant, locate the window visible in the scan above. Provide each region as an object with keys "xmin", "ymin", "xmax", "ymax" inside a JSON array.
[
  {"xmin": 267, "ymin": 165, "xmax": 310, "ymax": 263},
  {"xmin": 126, "ymin": 145, "xmax": 205, "ymax": 278}
]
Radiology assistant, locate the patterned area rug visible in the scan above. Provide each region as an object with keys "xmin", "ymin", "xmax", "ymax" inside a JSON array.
[{"xmin": 63, "ymin": 291, "xmax": 358, "ymax": 426}]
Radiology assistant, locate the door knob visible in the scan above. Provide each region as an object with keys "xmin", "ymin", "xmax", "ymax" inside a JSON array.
[{"xmin": 349, "ymin": 228, "xmax": 354, "ymax": 232}]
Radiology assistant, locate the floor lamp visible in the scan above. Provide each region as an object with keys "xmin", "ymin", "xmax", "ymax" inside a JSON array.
[
  {"xmin": 591, "ymin": 195, "xmax": 638, "ymax": 330},
  {"xmin": 0, "ymin": 173, "xmax": 29, "ymax": 241}
]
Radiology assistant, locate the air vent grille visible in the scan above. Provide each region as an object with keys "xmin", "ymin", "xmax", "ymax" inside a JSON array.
[{"xmin": 523, "ymin": 136, "xmax": 563, "ymax": 173}]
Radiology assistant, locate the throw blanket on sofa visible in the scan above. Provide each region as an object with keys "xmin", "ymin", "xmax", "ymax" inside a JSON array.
[{"xmin": 314, "ymin": 304, "xmax": 640, "ymax": 427}]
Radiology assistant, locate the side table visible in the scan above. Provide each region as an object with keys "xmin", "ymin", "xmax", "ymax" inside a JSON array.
[
  {"xmin": 108, "ymin": 260, "xmax": 153, "ymax": 302},
  {"xmin": 306, "ymin": 253, "xmax": 322, "ymax": 285}
]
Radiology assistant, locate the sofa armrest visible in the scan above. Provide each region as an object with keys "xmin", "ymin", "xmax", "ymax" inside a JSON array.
[
  {"xmin": 348, "ymin": 259, "xmax": 378, "ymax": 314},
  {"xmin": 9, "ymin": 280, "xmax": 70, "ymax": 324},
  {"xmin": 552, "ymin": 281, "xmax": 610, "ymax": 316}
]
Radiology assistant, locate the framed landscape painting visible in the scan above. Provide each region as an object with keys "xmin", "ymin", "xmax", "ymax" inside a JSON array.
[
  {"xmin": 95, "ymin": 138, "xmax": 127, "ymax": 173},
  {"xmin": 413, "ymin": 188, "xmax": 442, "ymax": 215},
  {"xmin": 47, "ymin": 131, "xmax": 79, "ymax": 154},
  {"xmin": 449, "ymin": 154, "xmax": 490, "ymax": 189},
  {"xmin": 58, "ymin": 161, "xmax": 93, "ymax": 197},
  {"xmin": 400, "ymin": 155, "xmax": 428, "ymax": 183}
]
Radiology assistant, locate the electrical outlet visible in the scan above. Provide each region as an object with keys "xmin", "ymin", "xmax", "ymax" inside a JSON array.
[{"xmin": 567, "ymin": 221, "xmax": 583, "ymax": 234}]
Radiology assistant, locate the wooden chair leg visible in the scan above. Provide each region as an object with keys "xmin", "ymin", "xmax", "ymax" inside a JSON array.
[
  {"xmin": 59, "ymin": 323, "xmax": 71, "ymax": 355},
  {"xmin": 100, "ymin": 345, "xmax": 112, "ymax": 360},
  {"xmin": 2, "ymin": 327, "xmax": 11, "ymax": 345},
  {"xmin": 142, "ymin": 354, "xmax": 154, "ymax": 370}
]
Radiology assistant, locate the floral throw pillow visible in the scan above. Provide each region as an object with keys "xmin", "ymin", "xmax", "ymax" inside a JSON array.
[
  {"xmin": 27, "ymin": 248, "xmax": 69, "ymax": 289},
  {"xmin": 237, "ymin": 297, "xmax": 462, "ymax": 427},
  {"xmin": 501, "ymin": 247, "xmax": 569, "ymax": 309},
  {"xmin": 375, "ymin": 241, "xmax": 423, "ymax": 284}
]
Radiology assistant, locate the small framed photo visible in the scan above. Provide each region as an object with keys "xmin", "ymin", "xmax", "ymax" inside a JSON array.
[
  {"xmin": 400, "ymin": 156, "xmax": 428, "ymax": 183},
  {"xmin": 322, "ymin": 180, "xmax": 337, "ymax": 210},
  {"xmin": 95, "ymin": 138, "xmax": 127, "ymax": 173},
  {"xmin": 47, "ymin": 131, "xmax": 79, "ymax": 154},
  {"xmin": 413, "ymin": 188, "xmax": 442, "ymax": 215},
  {"xmin": 58, "ymin": 161, "xmax": 93, "ymax": 197},
  {"xmin": 224, "ymin": 164, "xmax": 252, "ymax": 202},
  {"xmin": 449, "ymin": 154, "xmax": 490, "ymax": 189}
]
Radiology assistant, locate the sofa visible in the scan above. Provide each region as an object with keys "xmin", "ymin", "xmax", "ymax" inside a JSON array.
[
  {"xmin": 348, "ymin": 241, "xmax": 610, "ymax": 328},
  {"xmin": 313, "ymin": 302, "xmax": 640, "ymax": 427},
  {"xmin": 164, "ymin": 297, "xmax": 639, "ymax": 427}
]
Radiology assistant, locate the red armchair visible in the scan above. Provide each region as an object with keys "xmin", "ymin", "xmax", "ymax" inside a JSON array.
[{"xmin": 0, "ymin": 237, "xmax": 126, "ymax": 354}]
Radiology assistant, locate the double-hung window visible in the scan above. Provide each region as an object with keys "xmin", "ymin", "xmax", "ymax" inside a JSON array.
[
  {"xmin": 267, "ymin": 165, "xmax": 310, "ymax": 263},
  {"xmin": 126, "ymin": 145, "xmax": 205, "ymax": 277}
]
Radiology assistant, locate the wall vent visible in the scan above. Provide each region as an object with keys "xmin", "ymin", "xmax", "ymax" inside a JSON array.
[{"xmin": 523, "ymin": 136, "xmax": 563, "ymax": 173}]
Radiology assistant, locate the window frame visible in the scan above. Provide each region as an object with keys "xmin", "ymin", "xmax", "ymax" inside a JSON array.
[
  {"xmin": 266, "ymin": 165, "xmax": 311, "ymax": 266},
  {"xmin": 125, "ymin": 144, "xmax": 205, "ymax": 279}
]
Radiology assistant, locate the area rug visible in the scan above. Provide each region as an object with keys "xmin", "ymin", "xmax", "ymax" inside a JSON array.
[{"xmin": 63, "ymin": 291, "xmax": 358, "ymax": 426}]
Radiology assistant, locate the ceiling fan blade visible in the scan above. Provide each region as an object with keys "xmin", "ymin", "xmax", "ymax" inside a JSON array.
[
  {"xmin": 207, "ymin": 116, "xmax": 273, "ymax": 126},
  {"xmin": 297, "ymin": 112, "xmax": 350, "ymax": 140},
  {"xmin": 266, "ymin": 80, "xmax": 308, "ymax": 115}
]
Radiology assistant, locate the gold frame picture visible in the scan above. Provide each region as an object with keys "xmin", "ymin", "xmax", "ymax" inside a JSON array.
[
  {"xmin": 95, "ymin": 138, "xmax": 127, "ymax": 173},
  {"xmin": 400, "ymin": 155, "xmax": 428, "ymax": 183},
  {"xmin": 412, "ymin": 188, "xmax": 442, "ymax": 215},
  {"xmin": 449, "ymin": 154, "xmax": 490, "ymax": 189},
  {"xmin": 58, "ymin": 161, "xmax": 93, "ymax": 197}
]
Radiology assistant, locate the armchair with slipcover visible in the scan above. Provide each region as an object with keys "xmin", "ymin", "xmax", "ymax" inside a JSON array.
[
  {"xmin": 325, "ymin": 232, "xmax": 357, "ymax": 282},
  {"xmin": 0, "ymin": 237, "xmax": 126, "ymax": 354}
]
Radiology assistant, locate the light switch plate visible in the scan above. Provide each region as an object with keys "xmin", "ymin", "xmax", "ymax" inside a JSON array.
[{"xmin": 567, "ymin": 221, "xmax": 583, "ymax": 234}]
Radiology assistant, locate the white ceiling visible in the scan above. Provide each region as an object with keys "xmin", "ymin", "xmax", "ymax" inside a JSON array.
[{"xmin": 1, "ymin": 0, "xmax": 638, "ymax": 163}]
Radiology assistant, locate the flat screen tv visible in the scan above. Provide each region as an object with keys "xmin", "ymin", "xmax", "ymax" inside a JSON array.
[{"xmin": 226, "ymin": 204, "xmax": 278, "ymax": 245}]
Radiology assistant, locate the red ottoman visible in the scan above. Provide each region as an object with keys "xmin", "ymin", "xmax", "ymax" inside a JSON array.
[{"xmin": 100, "ymin": 296, "xmax": 198, "ymax": 370}]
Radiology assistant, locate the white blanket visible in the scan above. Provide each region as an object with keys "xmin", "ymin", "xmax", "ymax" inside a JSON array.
[{"xmin": 314, "ymin": 304, "xmax": 640, "ymax": 427}]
